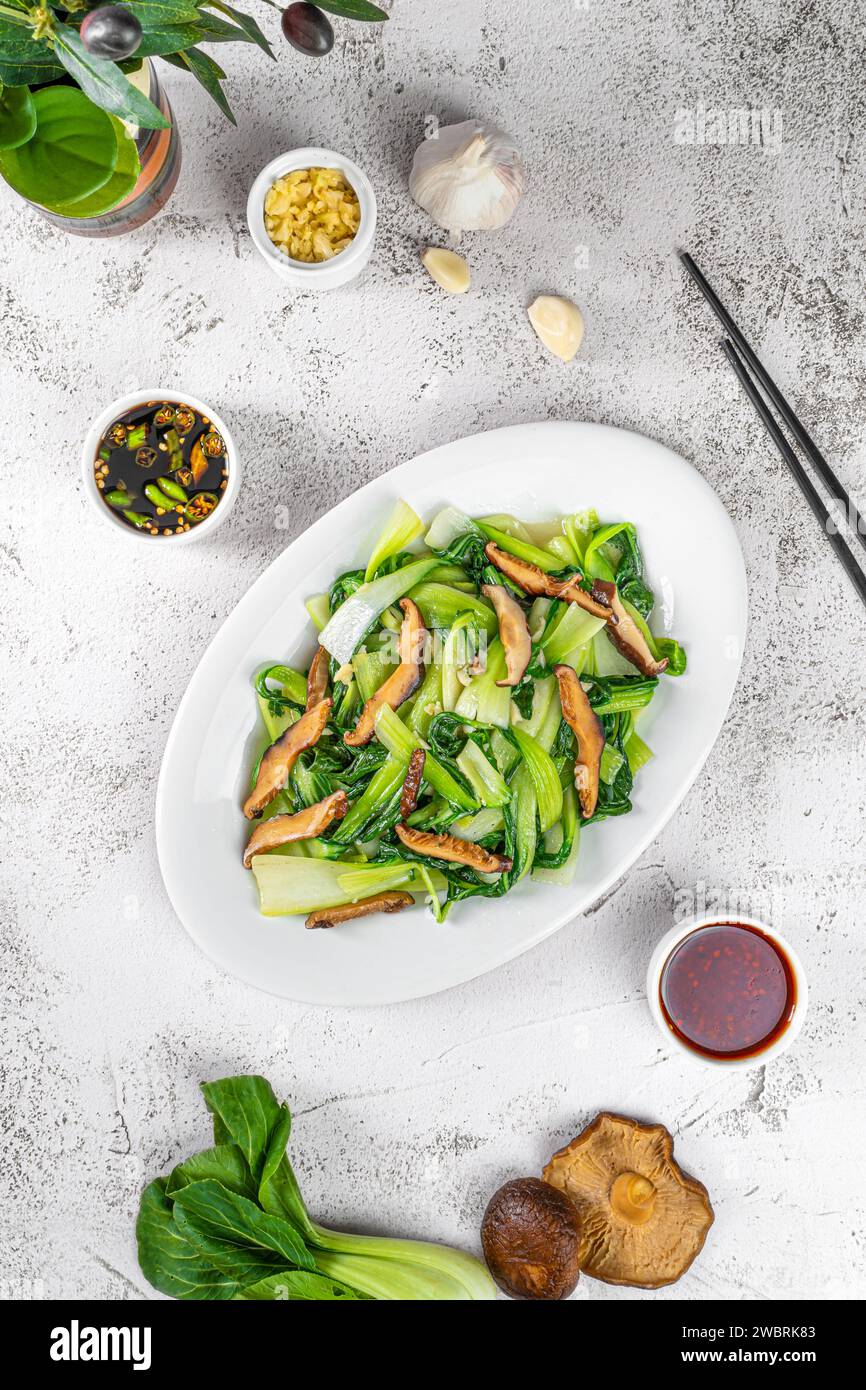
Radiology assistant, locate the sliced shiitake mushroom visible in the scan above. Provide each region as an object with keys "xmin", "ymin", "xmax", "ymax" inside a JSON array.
[
  {"xmin": 553, "ymin": 664, "xmax": 606, "ymax": 819},
  {"xmin": 590, "ymin": 580, "xmax": 669, "ymax": 677},
  {"xmin": 344, "ymin": 598, "xmax": 426, "ymax": 747},
  {"xmin": 395, "ymin": 823, "xmax": 512, "ymax": 874},
  {"xmin": 305, "ymin": 891, "xmax": 414, "ymax": 929},
  {"xmin": 400, "ymin": 748, "xmax": 426, "ymax": 820},
  {"xmin": 543, "ymin": 1112, "xmax": 714, "ymax": 1288},
  {"xmin": 484, "ymin": 542, "xmax": 611, "ymax": 620},
  {"xmin": 481, "ymin": 583, "xmax": 532, "ymax": 687},
  {"xmin": 481, "ymin": 1177, "xmax": 582, "ymax": 1301},
  {"xmin": 306, "ymin": 645, "xmax": 330, "ymax": 710},
  {"xmin": 242, "ymin": 698, "xmax": 332, "ymax": 819},
  {"xmin": 243, "ymin": 790, "xmax": 348, "ymax": 869}
]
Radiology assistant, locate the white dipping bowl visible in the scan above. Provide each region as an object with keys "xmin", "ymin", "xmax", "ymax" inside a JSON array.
[
  {"xmin": 646, "ymin": 913, "xmax": 808, "ymax": 1069},
  {"xmin": 247, "ymin": 147, "xmax": 376, "ymax": 289},
  {"xmin": 81, "ymin": 390, "xmax": 240, "ymax": 545}
]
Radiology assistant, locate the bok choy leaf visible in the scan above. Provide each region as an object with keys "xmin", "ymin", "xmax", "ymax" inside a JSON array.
[{"xmin": 138, "ymin": 1075, "xmax": 496, "ymax": 1301}]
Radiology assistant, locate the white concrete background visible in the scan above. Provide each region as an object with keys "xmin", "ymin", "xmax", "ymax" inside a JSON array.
[{"xmin": 2, "ymin": 0, "xmax": 865, "ymax": 1301}]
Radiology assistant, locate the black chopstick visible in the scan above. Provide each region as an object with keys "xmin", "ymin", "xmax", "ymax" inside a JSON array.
[
  {"xmin": 722, "ymin": 338, "xmax": 866, "ymax": 609},
  {"xmin": 680, "ymin": 250, "xmax": 866, "ymax": 560}
]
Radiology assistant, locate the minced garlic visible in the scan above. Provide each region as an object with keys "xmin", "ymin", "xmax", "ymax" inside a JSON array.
[{"xmin": 264, "ymin": 167, "xmax": 361, "ymax": 263}]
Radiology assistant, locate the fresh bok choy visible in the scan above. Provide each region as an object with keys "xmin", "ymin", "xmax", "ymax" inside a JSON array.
[{"xmin": 137, "ymin": 1075, "xmax": 496, "ymax": 1301}]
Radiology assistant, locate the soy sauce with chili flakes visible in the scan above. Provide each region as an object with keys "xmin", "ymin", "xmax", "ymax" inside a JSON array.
[
  {"xmin": 659, "ymin": 922, "xmax": 796, "ymax": 1059},
  {"xmin": 93, "ymin": 400, "xmax": 228, "ymax": 536}
]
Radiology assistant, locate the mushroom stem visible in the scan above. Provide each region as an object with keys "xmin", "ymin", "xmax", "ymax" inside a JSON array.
[{"xmin": 609, "ymin": 1172, "xmax": 656, "ymax": 1225}]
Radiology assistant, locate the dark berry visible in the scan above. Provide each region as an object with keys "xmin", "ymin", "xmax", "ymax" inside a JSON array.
[
  {"xmin": 281, "ymin": 2, "xmax": 334, "ymax": 57},
  {"xmin": 80, "ymin": 6, "xmax": 143, "ymax": 62}
]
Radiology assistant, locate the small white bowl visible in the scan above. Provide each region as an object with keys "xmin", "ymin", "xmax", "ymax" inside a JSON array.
[
  {"xmin": 247, "ymin": 147, "xmax": 376, "ymax": 289},
  {"xmin": 646, "ymin": 913, "xmax": 808, "ymax": 1068},
  {"xmin": 81, "ymin": 390, "xmax": 240, "ymax": 545}
]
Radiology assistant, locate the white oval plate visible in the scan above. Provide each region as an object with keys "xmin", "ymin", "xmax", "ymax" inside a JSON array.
[{"xmin": 157, "ymin": 422, "xmax": 747, "ymax": 1006}]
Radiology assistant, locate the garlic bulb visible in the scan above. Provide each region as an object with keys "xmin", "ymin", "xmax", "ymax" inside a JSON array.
[
  {"xmin": 410, "ymin": 120, "xmax": 524, "ymax": 235},
  {"xmin": 527, "ymin": 296, "xmax": 585, "ymax": 362}
]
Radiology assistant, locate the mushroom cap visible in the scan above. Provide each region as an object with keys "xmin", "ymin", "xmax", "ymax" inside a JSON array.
[
  {"xmin": 481, "ymin": 1177, "xmax": 582, "ymax": 1300},
  {"xmin": 542, "ymin": 1113, "xmax": 713, "ymax": 1288}
]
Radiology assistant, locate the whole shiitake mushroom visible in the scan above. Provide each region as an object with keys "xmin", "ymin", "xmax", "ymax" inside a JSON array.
[
  {"xmin": 543, "ymin": 1113, "xmax": 714, "ymax": 1288},
  {"xmin": 481, "ymin": 1177, "xmax": 582, "ymax": 1300}
]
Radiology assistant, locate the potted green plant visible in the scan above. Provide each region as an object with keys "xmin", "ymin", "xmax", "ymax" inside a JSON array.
[{"xmin": 0, "ymin": 1, "xmax": 386, "ymax": 236}]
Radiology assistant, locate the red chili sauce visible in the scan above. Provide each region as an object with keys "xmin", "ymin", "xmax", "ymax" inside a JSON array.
[{"xmin": 659, "ymin": 922, "xmax": 796, "ymax": 1059}]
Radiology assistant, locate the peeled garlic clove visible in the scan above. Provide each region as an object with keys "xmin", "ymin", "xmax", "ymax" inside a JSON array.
[
  {"xmin": 421, "ymin": 247, "xmax": 471, "ymax": 294},
  {"xmin": 527, "ymin": 295, "xmax": 585, "ymax": 362}
]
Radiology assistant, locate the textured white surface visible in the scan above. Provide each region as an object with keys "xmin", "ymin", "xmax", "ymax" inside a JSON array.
[{"xmin": 2, "ymin": 0, "xmax": 865, "ymax": 1301}]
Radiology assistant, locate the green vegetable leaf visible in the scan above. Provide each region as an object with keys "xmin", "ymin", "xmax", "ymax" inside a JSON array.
[
  {"xmin": 587, "ymin": 674, "xmax": 658, "ymax": 715},
  {"xmin": 200, "ymin": 1075, "xmax": 313, "ymax": 1232},
  {"xmin": 200, "ymin": 1075, "xmax": 285, "ymax": 1183},
  {"xmin": 655, "ymin": 635, "xmax": 687, "ymax": 674},
  {"xmin": 171, "ymin": 1212, "xmax": 291, "ymax": 1287},
  {"xmin": 136, "ymin": 1178, "xmax": 238, "ymax": 1300},
  {"xmin": 203, "ymin": 1, "xmax": 275, "ymax": 56},
  {"xmin": 316, "ymin": 0, "xmax": 389, "ymax": 19},
  {"xmin": 0, "ymin": 83, "xmax": 34, "ymax": 150},
  {"xmin": 52, "ymin": 24, "xmax": 170, "ymax": 129},
  {"xmin": 53, "ymin": 113, "xmax": 139, "ymax": 217},
  {"xmin": 585, "ymin": 709, "xmax": 634, "ymax": 823},
  {"xmin": 583, "ymin": 520, "xmax": 655, "ymax": 618},
  {"xmin": 237, "ymin": 1271, "xmax": 365, "ymax": 1300},
  {"xmin": 170, "ymin": 1179, "xmax": 316, "ymax": 1269},
  {"xmin": 255, "ymin": 663, "xmax": 308, "ymax": 714},
  {"xmin": 0, "ymin": 85, "xmax": 117, "ymax": 206},
  {"xmin": 165, "ymin": 1143, "xmax": 259, "ymax": 1202},
  {"xmin": 169, "ymin": 46, "xmax": 236, "ymax": 124}
]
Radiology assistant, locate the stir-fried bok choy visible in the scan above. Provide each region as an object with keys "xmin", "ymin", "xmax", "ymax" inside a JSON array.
[
  {"xmin": 136, "ymin": 1074, "xmax": 496, "ymax": 1301},
  {"xmin": 241, "ymin": 500, "xmax": 686, "ymax": 925}
]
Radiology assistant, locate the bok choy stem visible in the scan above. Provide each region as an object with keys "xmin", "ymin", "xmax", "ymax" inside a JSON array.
[
  {"xmin": 320, "ymin": 557, "xmax": 439, "ymax": 665},
  {"xmin": 375, "ymin": 705, "xmax": 476, "ymax": 811},
  {"xmin": 363, "ymin": 500, "xmax": 424, "ymax": 583}
]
